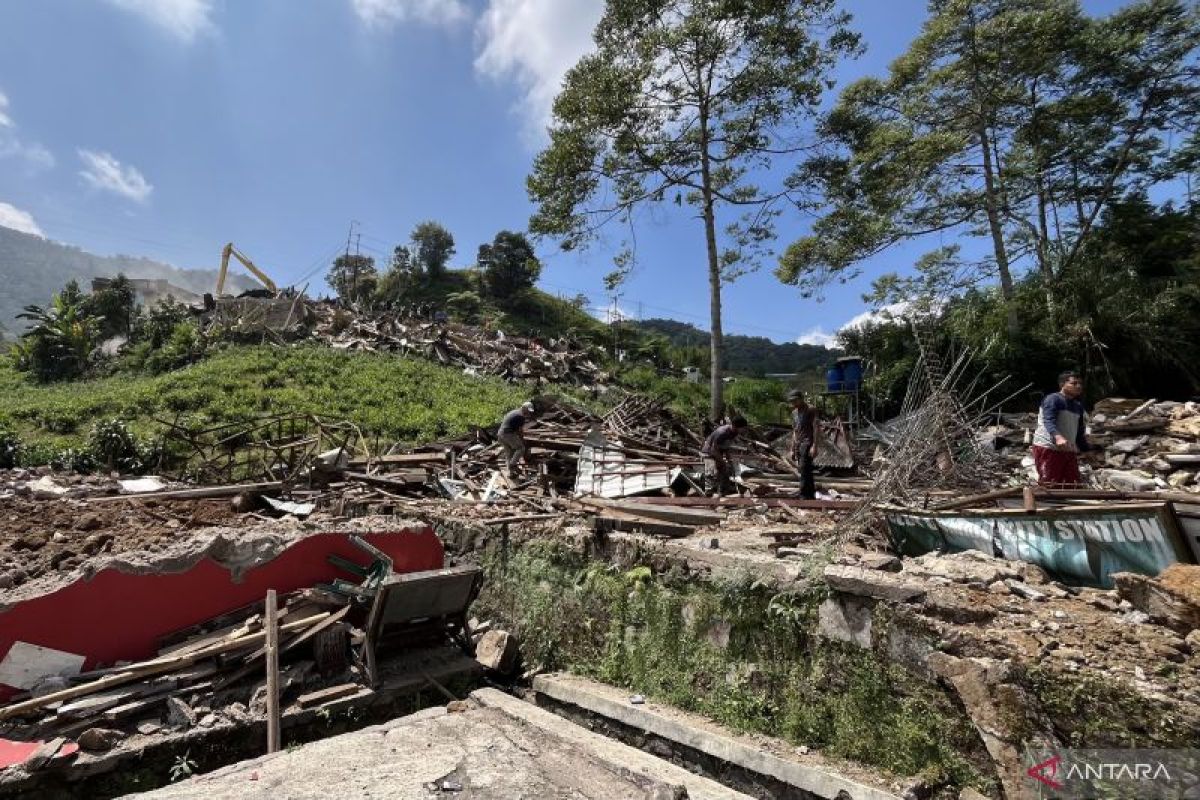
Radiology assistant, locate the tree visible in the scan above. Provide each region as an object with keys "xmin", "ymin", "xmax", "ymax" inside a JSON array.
[
  {"xmin": 528, "ymin": 0, "xmax": 859, "ymax": 420},
  {"xmin": 376, "ymin": 245, "xmax": 416, "ymax": 307},
  {"xmin": 410, "ymin": 221, "xmax": 455, "ymax": 278},
  {"xmin": 12, "ymin": 280, "xmax": 101, "ymax": 381},
  {"xmin": 478, "ymin": 231, "xmax": 542, "ymax": 300},
  {"xmin": 327, "ymin": 254, "xmax": 378, "ymax": 303},
  {"xmin": 778, "ymin": 0, "xmax": 1200, "ymax": 331},
  {"xmin": 83, "ymin": 274, "xmax": 137, "ymax": 339}
]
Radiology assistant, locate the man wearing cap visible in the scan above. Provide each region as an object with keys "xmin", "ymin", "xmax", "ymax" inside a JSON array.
[
  {"xmin": 701, "ymin": 416, "xmax": 748, "ymax": 496},
  {"xmin": 498, "ymin": 401, "xmax": 537, "ymax": 477},
  {"xmin": 787, "ymin": 390, "xmax": 818, "ymax": 500}
]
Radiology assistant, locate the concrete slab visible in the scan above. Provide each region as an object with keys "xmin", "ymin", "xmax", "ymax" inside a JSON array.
[
  {"xmin": 532, "ymin": 673, "xmax": 902, "ymax": 800},
  {"xmin": 132, "ymin": 690, "xmax": 752, "ymax": 800}
]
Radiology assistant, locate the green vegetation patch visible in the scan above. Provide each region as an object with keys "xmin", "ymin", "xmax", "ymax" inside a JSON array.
[
  {"xmin": 0, "ymin": 344, "xmax": 527, "ymax": 453},
  {"xmin": 474, "ymin": 542, "xmax": 988, "ymax": 789}
]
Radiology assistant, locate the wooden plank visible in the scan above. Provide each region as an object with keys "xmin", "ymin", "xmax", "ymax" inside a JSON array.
[
  {"xmin": 625, "ymin": 496, "xmax": 856, "ymax": 510},
  {"xmin": 88, "ymin": 482, "xmax": 283, "ymax": 503},
  {"xmin": 296, "ymin": 683, "xmax": 362, "ymax": 709},
  {"xmin": 594, "ymin": 515, "xmax": 694, "ymax": 539},
  {"xmin": 0, "ymin": 612, "xmax": 330, "ymax": 721},
  {"xmin": 344, "ymin": 471, "xmax": 428, "ymax": 491},
  {"xmin": 578, "ymin": 498, "xmax": 724, "ymax": 526},
  {"xmin": 932, "ymin": 486, "xmax": 1025, "ymax": 511},
  {"xmin": 265, "ymin": 590, "xmax": 281, "ymax": 755},
  {"xmin": 346, "ymin": 452, "xmax": 447, "ymax": 467}
]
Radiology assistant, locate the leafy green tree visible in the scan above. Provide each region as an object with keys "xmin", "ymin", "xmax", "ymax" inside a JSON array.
[
  {"xmin": 527, "ymin": 0, "xmax": 859, "ymax": 420},
  {"xmin": 410, "ymin": 221, "xmax": 455, "ymax": 278},
  {"xmin": 84, "ymin": 274, "xmax": 137, "ymax": 339},
  {"xmin": 327, "ymin": 254, "xmax": 378, "ymax": 303},
  {"xmin": 376, "ymin": 245, "xmax": 417, "ymax": 307},
  {"xmin": 478, "ymin": 231, "xmax": 541, "ymax": 300},
  {"xmin": 12, "ymin": 280, "xmax": 101, "ymax": 381},
  {"xmin": 779, "ymin": 0, "xmax": 1200, "ymax": 330}
]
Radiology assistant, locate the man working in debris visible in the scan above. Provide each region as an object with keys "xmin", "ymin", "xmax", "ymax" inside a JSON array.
[
  {"xmin": 1032, "ymin": 371, "xmax": 1093, "ymax": 487},
  {"xmin": 701, "ymin": 415, "xmax": 748, "ymax": 496},
  {"xmin": 497, "ymin": 401, "xmax": 538, "ymax": 477},
  {"xmin": 787, "ymin": 389, "xmax": 818, "ymax": 500}
]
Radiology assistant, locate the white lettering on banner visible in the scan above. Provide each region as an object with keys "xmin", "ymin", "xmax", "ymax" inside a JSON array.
[{"xmin": 1053, "ymin": 520, "xmax": 1076, "ymax": 540}]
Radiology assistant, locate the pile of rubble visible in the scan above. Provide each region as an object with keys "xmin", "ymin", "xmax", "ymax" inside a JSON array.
[
  {"xmin": 310, "ymin": 306, "xmax": 608, "ymax": 387},
  {"xmin": 979, "ymin": 398, "xmax": 1200, "ymax": 493}
]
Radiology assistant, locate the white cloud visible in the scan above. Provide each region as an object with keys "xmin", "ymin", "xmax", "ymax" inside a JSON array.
[
  {"xmin": 78, "ymin": 149, "xmax": 153, "ymax": 203},
  {"xmin": 474, "ymin": 0, "xmax": 604, "ymax": 141},
  {"xmin": 104, "ymin": 0, "xmax": 214, "ymax": 41},
  {"xmin": 0, "ymin": 90, "xmax": 55, "ymax": 170},
  {"xmin": 0, "ymin": 202, "xmax": 44, "ymax": 237},
  {"xmin": 351, "ymin": 0, "xmax": 469, "ymax": 28},
  {"xmin": 796, "ymin": 328, "xmax": 836, "ymax": 347},
  {"xmin": 796, "ymin": 303, "xmax": 915, "ymax": 348}
]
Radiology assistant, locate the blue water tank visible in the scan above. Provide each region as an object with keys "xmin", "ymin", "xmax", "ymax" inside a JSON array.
[
  {"xmin": 840, "ymin": 358, "xmax": 864, "ymax": 391},
  {"xmin": 825, "ymin": 363, "xmax": 845, "ymax": 392}
]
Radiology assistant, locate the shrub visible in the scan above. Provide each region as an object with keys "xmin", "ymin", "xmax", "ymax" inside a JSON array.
[{"xmin": 0, "ymin": 424, "xmax": 21, "ymax": 468}]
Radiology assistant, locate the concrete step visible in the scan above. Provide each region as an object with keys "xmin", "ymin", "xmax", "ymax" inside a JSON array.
[
  {"xmin": 471, "ymin": 687, "xmax": 752, "ymax": 800},
  {"xmin": 532, "ymin": 672, "xmax": 902, "ymax": 800}
]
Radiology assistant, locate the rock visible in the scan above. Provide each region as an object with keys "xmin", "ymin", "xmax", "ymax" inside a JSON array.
[
  {"xmin": 0, "ymin": 573, "xmax": 12, "ymax": 590},
  {"xmin": 225, "ymin": 702, "xmax": 252, "ymax": 723},
  {"xmin": 824, "ymin": 565, "xmax": 926, "ymax": 603},
  {"xmin": 77, "ymin": 727, "xmax": 123, "ymax": 752},
  {"xmin": 818, "ymin": 596, "xmax": 873, "ymax": 649},
  {"xmin": 1004, "ymin": 580, "xmax": 1047, "ymax": 601},
  {"xmin": 908, "ymin": 551, "xmax": 1017, "ymax": 586},
  {"xmin": 1052, "ymin": 647, "xmax": 1086, "ymax": 662},
  {"xmin": 958, "ymin": 789, "xmax": 990, "ymax": 800},
  {"xmin": 922, "ymin": 593, "xmax": 997, "ymax": 625},
  {"xmin": 74, "ymin": 514, "xmax": 103, "ymax": 532},
  {"xmin": 28, "ymin": 476, "xmax": 68, "ymax": 499},
  {"xmin": 1110, "ymin": 436, "xmax": 1150, "ymax": 454},
  {"xmin": 859, "ymin": 553, "xmax": 902, "ymax": 572},
  {"xmin": 446, "ymin": 700, "xmax": 469, "ymax": 713},
  {"xmin": 13, "ymin": 533, "xmax": 47, "ymax": 552},
  {"xmin": 1168, "ymin": 471, "xmax": 1195, "ymax": 488},
  {"xmin": 22, "ymin": 737, "xmax": 68, "ymax": 771},
  {"xmin": 1112, "ymin": 571, "xmax": 1200, "ymax": 634},
  {"xmin": 136, "ymin": 720, "xmax": 162, "ymax": 735},
  {"xmin": 1185, "ymin": 630, "xmax": 1200, "ymax": 653},
  {"xmin": 705, "ymin": 620, "xmax": 732, "ymax": 650},
  {"xmin": 198, "ymin": 713, "xmax": 218, "ymax": 728},
  {"xmin": 249, "ymin": 685, "xmax": 268, "ymax": 716},
  {"xmin": 166, "ymin": 696, "xmax": 197, "ymax": 729},
  {"xmin": 1094, "ymin": 469, "xmax": 1158, "ymax": 492},
  {"xmin": 475, "ymin": 629, "xmax": 519, "ymax": 672}
]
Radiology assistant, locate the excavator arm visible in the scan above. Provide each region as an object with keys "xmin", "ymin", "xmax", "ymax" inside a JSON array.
[{"xmin": 215, "ymin": 242, "xmax": 278, "ymax": 296}]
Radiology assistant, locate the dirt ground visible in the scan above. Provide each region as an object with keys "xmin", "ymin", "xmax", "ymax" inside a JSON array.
[{"xmin": 0, "ymin": 494, "xmax": 243, "ymax": 591}]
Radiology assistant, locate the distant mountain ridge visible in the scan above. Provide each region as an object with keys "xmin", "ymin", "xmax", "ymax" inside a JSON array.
[
  {"xmin": 0, "ymin": 226, "xmax": 259, "ymax": 338},
  {"xmin": 633, "ymin": 317, "xmax": 838, "ymax": 377}
]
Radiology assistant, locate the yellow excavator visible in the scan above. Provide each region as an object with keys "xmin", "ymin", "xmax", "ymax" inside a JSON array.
[{"xmin": 214, "ymin": 242, "xmax": 278, "ymax": 297}]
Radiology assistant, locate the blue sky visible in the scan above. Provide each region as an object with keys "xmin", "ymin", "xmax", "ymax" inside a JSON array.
[{"xmin": 0, "ymin": 0, "xmax": 1134, "ymax": 345}]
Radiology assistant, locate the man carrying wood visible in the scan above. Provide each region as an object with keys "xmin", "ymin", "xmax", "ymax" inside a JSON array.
[
  {"xmin": 787, "ymin": 389, "xmax": 818, "ymax": 500},
  {"xmin": 1032, "ymin": 371, "xmax": 1094, "ymax": 487},
  {"xmin": 497, "ymin": 401, "xmax": 537, "ymax": 477},
  {"xmin": 701, "ymin": 415, "xmax": 748, "ymax": 496}
]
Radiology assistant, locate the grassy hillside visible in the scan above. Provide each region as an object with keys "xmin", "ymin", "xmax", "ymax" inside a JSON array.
[{"xmin": 0, "ymin": 345, "xmax": 527, "ymax": 454}]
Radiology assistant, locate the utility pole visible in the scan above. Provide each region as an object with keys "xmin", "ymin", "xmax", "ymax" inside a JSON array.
[{"xmin": 343, "ymin": 221, "xmax": 358, "ymax": 303}]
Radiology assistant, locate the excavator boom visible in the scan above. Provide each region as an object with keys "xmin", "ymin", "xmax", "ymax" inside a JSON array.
[{"xmin": 215, "ymin": 242, "xmax": 278, "ymax": 296}]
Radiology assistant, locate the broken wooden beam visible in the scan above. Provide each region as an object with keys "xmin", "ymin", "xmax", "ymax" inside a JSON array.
[
  {"xmin": 88, "ymin": 482, "xmax": 284, "ymax": 503},
  {"xmin": 623, "ymin": 496, "xmax": 856, "ymax": 510},
  {"xmin": 594, "ymin": 514, "xmax": 694, "ymax": 539},
  {"xmin": 297, "ymin": 683, "xmax": 362, "ymax": 709}
]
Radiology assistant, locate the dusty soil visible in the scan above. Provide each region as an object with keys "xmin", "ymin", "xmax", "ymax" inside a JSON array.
[{"xmin": 0, "ymin": 496, "xmax": 244, "ymax": 591}]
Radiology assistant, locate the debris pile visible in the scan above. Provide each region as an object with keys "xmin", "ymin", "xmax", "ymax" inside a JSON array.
[{"xmin": 311, "ymin": 306, "xmax": 608, "ymax": 386}]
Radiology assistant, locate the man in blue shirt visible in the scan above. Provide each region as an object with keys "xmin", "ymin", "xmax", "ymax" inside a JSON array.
[{"xmin": 1032, "ymin": 371, "xmax": 1092, "ymax": 487}]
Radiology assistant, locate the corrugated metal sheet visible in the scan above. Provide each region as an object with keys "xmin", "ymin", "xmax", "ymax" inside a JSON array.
[{"xmin": 574, "ymin": 430, "xmax": 674, "ymax": 499}]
